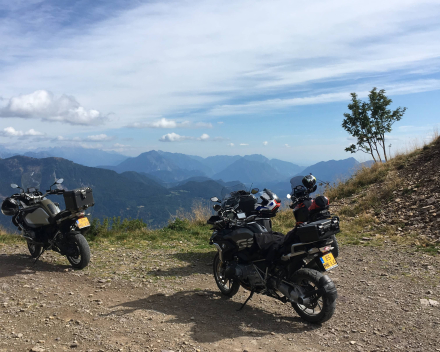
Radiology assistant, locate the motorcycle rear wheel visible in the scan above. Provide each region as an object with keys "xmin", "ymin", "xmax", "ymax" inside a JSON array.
[
  {"xmin": 213, "ymin": 253, "xmax": 240, "ymax": 298},
  {"xmin": 331, "ymin": 235, "xmax": 339, "ymax": 258},
  {"xmin": 65, "ymin": 233, "xmax": 90, "ymax": 269},
  {"xmin": 27, "ymin": 240, "xmax": 42, "ymax": 258},
  {"xmin": 289, "ymin": 268, "xmax": 337, "ymax": 324}
]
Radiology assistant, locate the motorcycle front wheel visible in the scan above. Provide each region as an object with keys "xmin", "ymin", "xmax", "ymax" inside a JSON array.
[
  {"xmin": 289, "ymin": 268, "xmax": 337, "ymax": 324},
  {"xmin": 27, "ymin": 240, "xmax": 42, "ymax": 258},
  {"xmin": 213, "ymin": 253, "xmax": 240, "ymax": 298},
  {"xmin": 65, "ymin": 233, "xmax": 90, "ymax": 269}
]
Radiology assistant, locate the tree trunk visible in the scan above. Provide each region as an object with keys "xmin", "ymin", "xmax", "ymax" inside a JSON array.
[
  {"xmin": 381, "ymin": 135, "xmax": 388, "ymax": 161},
  {"xmin": 367, "ymin": 140, "xmax": 377, "ymax": 163}
]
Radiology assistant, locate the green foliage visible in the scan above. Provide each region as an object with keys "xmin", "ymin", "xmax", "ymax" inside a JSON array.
[
  {"xmin": 88, "ymin": 217, "xmax": 147, "ymax": 238},
  {"xmin": 342, "ymin": 88, "xmax": 406, "ymax": 162},
  {"xmin": 166, "ymin": 218, "xmax": 190, "ymax": 231}
]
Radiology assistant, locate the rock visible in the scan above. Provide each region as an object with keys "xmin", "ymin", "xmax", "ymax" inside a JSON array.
[
  {"xmin": 426, "ymin": 290, "xmax": 434, "ymax": 294},
  {"xmin": 429, "ymin": 299, "xmax": 439, "ymax": 307},
  {"xmin": 30, "ymin": 347, "xmax": 45, "ymax": 352},
  {"xmin": 427, "ymin": 197, "xmax": 436, "ymax": 205},
  {"xmin": 361, "ymin": 237, "xmax": 372, "ymax": 241},
  {"xmin": 420, "ymin": 298, "xmax": 430, "ymax": 306},
  {"xmin": 70, "ymin": 341, "xmax": 78, "ymax": 348},
  {"xmin": 350, "ymin": 341, "xmax": 356, "ymax": 345}
]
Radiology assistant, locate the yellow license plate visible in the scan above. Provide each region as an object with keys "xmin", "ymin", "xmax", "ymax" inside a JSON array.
[
  {"xmin": 77, "ymin": 217, "xmax": 90, "ymax": 229},
  {"xmin": 320, "ymin": 252, "xmax": 338, "ymax": 271}
]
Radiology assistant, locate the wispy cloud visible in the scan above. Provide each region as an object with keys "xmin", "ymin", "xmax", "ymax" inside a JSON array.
[
  {"xmin": 209, "ymin": 80, "xmax": 440, "ymax": 116},
  {"xmin": 2, "ymin": 0, "xmax": 440, "ymax": 126},
  {"xmin": 128, "ymin": 118, "xmax": 212, "ymax": 129},
  {"xmin": 159, "ymin": 132, "xmax": 224, "ymax": 142},
  {"xmin": 0, "ymin": 90, "xmax": 107, "ymax": 125},
  {"xmin": 54, "ymin": 134, "xmax": 115, "ymax": 142}
]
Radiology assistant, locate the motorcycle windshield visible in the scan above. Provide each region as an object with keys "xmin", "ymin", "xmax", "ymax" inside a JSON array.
[
  {"xmin": 289, "ymin": 176, "xmax": 304, "ymax": 191},
  {"xmin": 220, "ymin": 183, "xmax": 246, "ymax": 209},
  {"xmin": 21, "ymin": 171, "xmax": 42, "ymax": 191}
]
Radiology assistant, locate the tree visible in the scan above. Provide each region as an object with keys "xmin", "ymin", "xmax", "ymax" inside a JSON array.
[{"xmin": 342, "ymin": 88, "xmax": 406, "ymax": 162}]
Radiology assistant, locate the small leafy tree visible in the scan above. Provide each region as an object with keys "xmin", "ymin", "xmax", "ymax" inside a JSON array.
[{"xmin": 342, "ymin": 88, "xmax": 406, "ymax": 162}]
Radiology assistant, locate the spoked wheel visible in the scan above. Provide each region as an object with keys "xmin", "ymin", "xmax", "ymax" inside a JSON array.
[
  {"xmin": 27, "ymin": 240, "xmax": 43, "ymax": 258},
  {"xmin": 289, "ymin": 268, "xmax": 337, "ymax": 324},
  {"xmin": 65, "ymin": 233, "xmax": 90, "ymax": 269},
  {"xmin": 213, "ymin": 253, "xmax": 240, "ymax": 298}
]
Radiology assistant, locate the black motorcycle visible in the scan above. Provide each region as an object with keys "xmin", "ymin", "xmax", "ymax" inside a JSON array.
[
  {"xmin": 1, "ymin": 173, "xmax": 94, "ymax": 269},
  {"xmin": 207, "ymin": 187, "xmax": 339, "ymax": 324}
]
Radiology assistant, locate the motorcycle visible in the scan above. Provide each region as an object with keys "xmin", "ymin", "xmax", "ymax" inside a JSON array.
[
  {"xmin": 207, "ymin": 184, "xmax": 339, "ymax": 324},
  {"xmin": 1, "ymin": 172, "xmax": 94, "ymax": 269},
  {"xmin": 287, "ymin": 175, "xmax": 339, "ymax": 258}
]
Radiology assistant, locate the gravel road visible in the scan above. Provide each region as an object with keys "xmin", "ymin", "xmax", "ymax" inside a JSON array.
[{"xmin": 0, "ymin": 243, "xmax": 439, "ymax": 352}]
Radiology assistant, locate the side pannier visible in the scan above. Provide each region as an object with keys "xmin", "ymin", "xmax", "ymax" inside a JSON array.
[{"xmin": 296, "ymin": 217, "xmax": 340, "ymax": 242}]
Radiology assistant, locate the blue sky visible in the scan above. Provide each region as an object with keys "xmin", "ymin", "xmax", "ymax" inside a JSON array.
[{"xmin": 0, "ymin": 0, "xmax": 439, "ymax": 164}]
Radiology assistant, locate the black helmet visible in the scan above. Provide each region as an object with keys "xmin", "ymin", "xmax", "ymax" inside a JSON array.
[
  {"xmin": 1, "ymin": 197, "xmax": 18, "ymax": 216},
  {"xmin": 302, "ymin": 174, "xmax": 316, "ymax": 189}
]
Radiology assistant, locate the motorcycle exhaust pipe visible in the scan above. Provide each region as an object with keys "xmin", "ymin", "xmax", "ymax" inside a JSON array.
[{"xmin": 269, "ymin": 279, "xmax": 310, "ymax": 305}]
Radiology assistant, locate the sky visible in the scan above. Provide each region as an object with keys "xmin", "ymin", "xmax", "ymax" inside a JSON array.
[{"xmin": 0, "ymin": 0, "xmax": 439, "ymax": 165}]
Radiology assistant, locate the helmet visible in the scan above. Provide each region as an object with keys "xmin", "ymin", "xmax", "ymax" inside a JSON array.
[
  {"xmin": 302, "ymin": 175, "xmax": 316, "ymax": 189},
  {"xmin": 255, "ymin": 189, "xmax": 281, "ymax": 214},
  {"xmin": 1, "ymin": 197, "xmax": 19, "ymax": 216}
]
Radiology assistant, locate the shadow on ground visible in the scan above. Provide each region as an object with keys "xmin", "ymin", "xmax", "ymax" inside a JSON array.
[
  {"xmin": 106, "ymin": 289, "xmax": 317, "ymax": 343},
  {"xmin": 0, "ymin": 253, "xmax": 71, "ymax": 278},
  {"xmin": 148, "ymin": 251, "xmax": 215, "ymax": 277}
]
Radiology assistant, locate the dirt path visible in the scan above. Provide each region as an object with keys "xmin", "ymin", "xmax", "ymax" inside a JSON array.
[{"xmin": 1, "ymin": 243, "xmax": 439, "ymax": 352}]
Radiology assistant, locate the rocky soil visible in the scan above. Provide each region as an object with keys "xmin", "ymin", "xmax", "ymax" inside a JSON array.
[
  {"xmin": 333, "ymin": 138, "xmax": 440, "ymax": 245},
  {"xmin": 1, "ymin": 242, "xmax": 439, "ymax": 352}
]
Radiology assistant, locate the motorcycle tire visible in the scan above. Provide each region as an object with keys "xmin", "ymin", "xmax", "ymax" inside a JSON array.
[
  {"xmin": 65, "ymin": 233, "xmax": 90, "ymax": 269},
  {"xmin": 289, "ymin": 268, "xmax": 337, "ymax": 324},
  {"xmin": 27, "ymin": 240, "xmax": 43, "ymax": 259},
  {"xmin": 213, "ymin": 253, "xmax": 240, "ymax": 298},
  {"xmin": 331, "ymin": 235, "xmax": 339, "ymax": 258}
]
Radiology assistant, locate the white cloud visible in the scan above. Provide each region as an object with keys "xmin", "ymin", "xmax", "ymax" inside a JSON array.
[
  {"xmin": 228, "ymin": 143, "xmax": 234, "ymax": 147},
  {"xmin": 285, "ymin": 144, "xmax": 291, "ymax": 148},
  {"xmin": 0, "ymin": 127, "xmax": 44, "ymax": 137},
  {"xmin": 128, "ymin": 118, "xmax": 212, "ymax": 129},
  {"xmin": 0, "ymin": 90, "xmax": 107, "ymax": 125},
  {"xmin": 159, "ymin": 132, "xmax": 226, "ymax": 142},
  {"xmin": 198, "ymin": 133, "xmax": 210, "ymax": 141},
  {"xmin": 240, "ymin": 143, "xmax": 249, "ymax": 146},
  {"xmin": 263, "ymin": 141, "xmax": 268, "ymax": 146},
  {"xmin": 159, "ymin": 132, "xmax": 192, "ymax": 142},
  {"xmin": 86, "ymin": 134, "xmax": 114, "ymax": 141},
  {"xmin": 54, "ymin": 134, "xmax": 115, "ymax": 142}
]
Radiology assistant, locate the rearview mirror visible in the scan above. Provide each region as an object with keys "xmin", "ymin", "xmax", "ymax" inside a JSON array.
[
  {"xmin": 251, "ymin": 188, "xmax": 259, "ymax": 194},
  {"xmin": 10, "ymin": 184, "xmax": 19, "ymax": 189},
  {"xmin": 210, "ymin": 196, "xmax": 219, "ymax": 202},
  {"xmin": 286, "ymin": 194, "xmax": 291, "ymax": 199},
  {"xmin": 56, "ymin": 178, "xmax": 64, "ymax": 184}
]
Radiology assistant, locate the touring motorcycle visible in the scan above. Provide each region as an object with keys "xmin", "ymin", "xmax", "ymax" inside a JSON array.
[
  {"xmin": 207, "ymin": 180, "xmax": 339, "ymax": 323},
  {"xmin": 1, "ymin": 172, "xmax": 94, "ymax": 269},
  {"xmin": 287, "ymin": 175, "xmax": 339, "ymax": 258}
]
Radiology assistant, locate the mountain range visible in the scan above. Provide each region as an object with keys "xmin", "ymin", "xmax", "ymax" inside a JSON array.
[{"xmin": 0, "ymin": 146, "xmax": 374, "ymax": 229}]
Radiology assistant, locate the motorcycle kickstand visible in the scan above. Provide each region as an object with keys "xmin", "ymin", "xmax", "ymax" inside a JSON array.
[
  {"xmin": 237, "ymin": 290, "xmax": 255, "ymax": 311},
  {"xmin": 32, "ymin": 245, "xmax": 50, "ymax": 266}
]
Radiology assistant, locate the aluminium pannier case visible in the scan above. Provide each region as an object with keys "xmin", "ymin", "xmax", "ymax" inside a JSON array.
[
  {"xmin": 63, "ymin": 187, "xmax": 94, "ymax": 211},
  {"xmin": 296, "ymin": 217, "xmax": 340, "ymax": 242}
]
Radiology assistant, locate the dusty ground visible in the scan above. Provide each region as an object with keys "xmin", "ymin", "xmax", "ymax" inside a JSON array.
[{"xmin": 0, "ymin": 242, "xmax": 439, "ymax": 352}]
